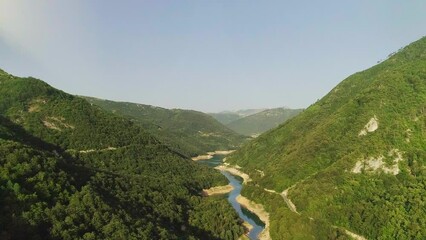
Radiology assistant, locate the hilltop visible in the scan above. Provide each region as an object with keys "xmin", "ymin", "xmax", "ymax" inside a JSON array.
[
  {"xmin": 0, "ymin": 70, "xmax": 244, "ymax": 239},
  {"xmin": 226, "ymin": 37, "xmax": 426, "ymax": 239},
  {"xmin": 82, "ymin": 97, "xmax": 246, "ymax": 157},
  {"xmin": 226, "ymin": 108, "xmax": 303, "ymax": 136},
  {"xmin": 209, "ymin": 109, "xmax": 266, "ymax": 125}
]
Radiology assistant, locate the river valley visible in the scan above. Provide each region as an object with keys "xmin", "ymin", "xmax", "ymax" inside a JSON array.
[{"xmin": 197, "ymin": 155, "xmax": 265, "ymax": 240}]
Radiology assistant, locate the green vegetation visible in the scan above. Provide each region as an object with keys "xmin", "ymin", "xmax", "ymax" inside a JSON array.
[
  {"xmin": 0, "ymin": 71, "xmax": 244, "ymax": 239},
  {"xmin": 241, "ymin": 185, "xmax": 349, "ymax": 240},
  {"xmin": 82, "ymin": 97, "xmax": 246, "ymax": 157},
  {"xmin": 226, "ymin": 108, "xmax": 303, "ymax": 136},
  {"xmin": 227, "ymin": 36, "xmax": 426, "ymax": 239}
]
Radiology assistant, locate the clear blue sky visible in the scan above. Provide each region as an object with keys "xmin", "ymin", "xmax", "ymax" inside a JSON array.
[{"xmin": 1, "ymin": 1, "xmax": 425, "ymax": 112}]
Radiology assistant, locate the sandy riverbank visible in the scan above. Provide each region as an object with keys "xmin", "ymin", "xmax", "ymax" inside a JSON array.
[
  {"xmin": 191, "ymin": 154, "xmax": 214, "ymax": 161},
  {"xmin": 191, "ymin": 150, "xmax": 235, "ymax": 161},
  {"xmin": 236, "ymin": 195, "xmax": 271, "ymax": 240},
  {"xmin": 195, "ymin": 151, "xmax": 270, "ymax": 239},
  {"xmin": 238, "ymin": 221, "xmax": 254, "ymax": 240},
  {"xmin": 208, "ymin": 150, "xmax": 236, "ymax": 155},
  {"xmin": 202, "ymin": 184, "xmax": 234, "ymax": 196},
  {"xmin": 215, "ymin": 165, "xmax": 251, "ymax": 184},
  {"xmin": 217, "ymin": 161, "xmax": 270, "ymax": 239},
  {"xmin": 242, "ymin": 221, "xmax": 254, "ymax": 232}
]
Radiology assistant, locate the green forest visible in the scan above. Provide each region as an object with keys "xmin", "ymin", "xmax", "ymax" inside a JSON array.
[
  {"xmin": 82, "ymin": 97, "xmax": 246, "ymax": 157},
  {"xmin": 226, "ymin": 37, "xmax": 426, "ymax": 239},
  {"xmin": 0, "ymin": 70, "xmax": 244, "ymax": 239}
]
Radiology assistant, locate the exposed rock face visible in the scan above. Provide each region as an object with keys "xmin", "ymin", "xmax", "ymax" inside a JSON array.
[
  {"xmin": 351, "ymin": 149, "xmax": 403, "ymax": 175},
  {"xmin": 358, "ymin": 116, "xmax": 379, "ymax": 136}
]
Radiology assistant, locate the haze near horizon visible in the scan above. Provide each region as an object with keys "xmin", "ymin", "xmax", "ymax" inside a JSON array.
[{"xmin": 1, "ymin": 0, "xmax": 425, "ymax": 112}]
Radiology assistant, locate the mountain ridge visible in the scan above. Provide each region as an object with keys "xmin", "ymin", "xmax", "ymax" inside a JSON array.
[
  {"xmin": 82, "ymin": 96, "xmax": 246, "ymax": 157},
  {"xmin": 226, "ymin": 36, "xmax": 426, "ymax": 239},
  {"xmin": 0, "ymin": 70, "xmax": 245, "ymax": 239},
  {"xmin": 226, "ymin": 107, "xmax": 303, "ymax": 136},
  {"xmin": 209, "ymin": 109, "xmax": 266, "ymax": 125}
]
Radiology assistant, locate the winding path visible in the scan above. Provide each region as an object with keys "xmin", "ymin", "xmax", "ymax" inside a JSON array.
[
  {"xmin": 265, "ymin": 181, "xmax": 366, "ymax": 240},
  {"xmin": 264, "ymin": 188, "xmax": 299, "ymax": 214},
  {"xmin": 280, "ymin": 189, "xmax": 299, "ymax": 214}
]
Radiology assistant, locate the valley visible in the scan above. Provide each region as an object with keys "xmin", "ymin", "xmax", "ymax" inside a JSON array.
[
  {"xmin": 2, "ymin": 34, "xmax": 426, "ymax": 239},
  {"xmin": 1, "ymin": 4, "xmax": 425, "ymax": 238}
]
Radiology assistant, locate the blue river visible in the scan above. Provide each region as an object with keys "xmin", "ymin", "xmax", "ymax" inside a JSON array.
[{"xmin": 197, "ymin": 155, "xmax": 265, "ymax": 240}]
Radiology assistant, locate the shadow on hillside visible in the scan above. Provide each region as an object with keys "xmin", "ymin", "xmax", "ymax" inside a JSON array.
[
  {"xmin": 0, "ymin": 114, "xmax": 59, "ymax": 151},
  {"xmin": 0, "ymin": 114, "xmax": 95, "ymax": 187}
]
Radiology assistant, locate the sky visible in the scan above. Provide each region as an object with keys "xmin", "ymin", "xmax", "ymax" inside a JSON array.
[{"xmin": 0, "ymin": 1, "xmax": 425, "ymax": 112}]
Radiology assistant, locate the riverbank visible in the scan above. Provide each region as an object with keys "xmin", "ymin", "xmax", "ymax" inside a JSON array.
[
  {"xmin": 195, "ymin": 152, "xmax": 269, "ymax": 239},
  {"xmin": 239, "ymin": 221, "xmax": 254, "ymax": 240},
  {"xmin": 242, "ymin": 221, "xmax": 254, "ymax": 232},
  {"xmin": 191, "ymin": 150, "xmax": 235, "ymax": 161},
  {"xmin": 202, "ymin": 184, "xmax": 233, "ymax": 196},
  {"xmin": 236, "ymin": 195, "xmax": 271, "ymax": 240},
  {"xmin": 215, "ymin": 165, "xmax": 251, "ymax": 184},
  {"xmin": 191, "ymin": 154, "xmax": 213, "ymax": 161},
  {"xmin": 216, "ymin": 162, "xmax": 270, "ymax": 240}
]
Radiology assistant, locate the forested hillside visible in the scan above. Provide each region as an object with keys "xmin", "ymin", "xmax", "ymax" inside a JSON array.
[
  {"xmin": 226, "ymin": 108, "xmax": 303, "ymax": 136},
  {"xmin": 227, "ymin": 37, "xmax": 426, "ymax": 239},
  {"xmin": 82, "ymin": 97, "xmax": 246, "ymax": 157},
  {"xmin": 0, "ymin": 69, "xmax": 244, "ymax": 240}
]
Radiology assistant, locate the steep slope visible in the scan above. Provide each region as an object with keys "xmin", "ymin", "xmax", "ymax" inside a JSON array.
[
  {"xmin": 226, "ymin": 108, "xmax": 303, "ymax": 136},
  {"xmin": 209, "ymin": 109, "xmax": 266, "ymax": 125},
  {"xmin": 0, "ymin": 70, "xmax": 244, "ymax": 240},
  {"xmin": 227, "ymin": 37, "xmax": 426, "ymax": 239},
  {"xmin": 82, "ymin": 97, "xmax": 246, "ymax": 157}
]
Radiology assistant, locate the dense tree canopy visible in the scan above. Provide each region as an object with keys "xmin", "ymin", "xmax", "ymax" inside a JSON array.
[
  {"xmin": 82, "ymin": 96, "xmax": 246, "ymax": 157},
  {"xmin": 0, "ymin": 70, "xmax": 244, "ymax": 239},
  {"xmin": 227, "ymin": 37, "xmax": 426, "ymax": 239}
]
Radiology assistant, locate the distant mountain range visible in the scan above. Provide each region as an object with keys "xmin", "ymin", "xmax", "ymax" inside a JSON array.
[
  {"xmin": 226, "ymin": 108, "xmax": 303, "ymax": 137},
  {"xmin": 210, "ymin": 108, "xmax": 303, "ymax": 136},
  {"xmin": 209, "ymin": 109, "xmax": 266, "ymax": 125},
  {"xmin": 82, "ymin": 96, "xmax": 246, "ymax": 157},
  {"xmin": 226, "ymin": 36, "xmax": 426, "ymax": 239}
]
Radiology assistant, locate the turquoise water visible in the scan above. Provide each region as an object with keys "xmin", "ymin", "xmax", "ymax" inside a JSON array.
[{"xmin": 198, "ymin": 155, "xmax": 265, "ymax": 240}]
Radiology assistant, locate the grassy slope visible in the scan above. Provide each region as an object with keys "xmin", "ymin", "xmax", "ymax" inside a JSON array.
[
  {"xmin": 83, "ymin": 97, "xmax": 246, "ymax": 157},
  {"xmin": 226, "ymin": 108, "xmax": 303, "ymax": 136},
  {"xmin": 227, "ymin": 37, "xmax": 426, "ymax": 239},
  {"xmin": 0, "ymin": 70, "xmax": 244, "ymax": 239}
]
